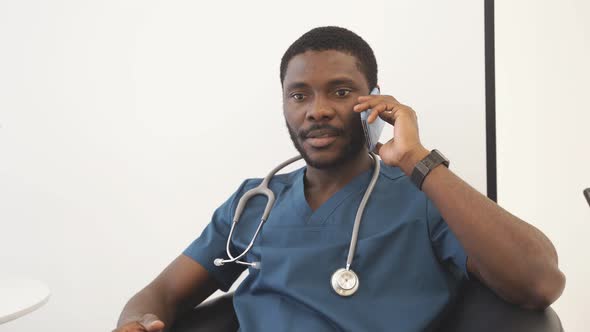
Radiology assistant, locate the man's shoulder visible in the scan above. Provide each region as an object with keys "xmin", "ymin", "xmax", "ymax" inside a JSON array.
[{"xmin": 376, "ymin": 160, "xmax": 425, "ymax": 202}]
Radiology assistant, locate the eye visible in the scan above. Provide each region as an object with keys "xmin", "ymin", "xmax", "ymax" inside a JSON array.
[
  {"xmin": 291, "ymin": 93, "xmax": 305, "ymax": 101},
  {"xmin": 335, "ymin": 88, "xmax": 351, "ymax": 97}
]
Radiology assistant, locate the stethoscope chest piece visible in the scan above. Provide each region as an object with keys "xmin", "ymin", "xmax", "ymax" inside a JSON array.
[{"xmin": 331, "ymin": 268, "xmax": 359, "ymax": 296}]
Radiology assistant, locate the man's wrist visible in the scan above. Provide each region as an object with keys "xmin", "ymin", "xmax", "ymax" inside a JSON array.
[{"xmin": 400, "ymin": 146, "xmax": 430, "ymax": 176}]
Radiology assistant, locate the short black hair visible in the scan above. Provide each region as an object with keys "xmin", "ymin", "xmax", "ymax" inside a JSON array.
[{"xmin": 280, "ymin": 26, "xmax": 378, "ymax": 92}]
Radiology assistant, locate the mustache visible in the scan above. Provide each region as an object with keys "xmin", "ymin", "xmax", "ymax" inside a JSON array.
[{"xmin": 298, "ymin": 124, "xmax": 345, "ymax": 139}]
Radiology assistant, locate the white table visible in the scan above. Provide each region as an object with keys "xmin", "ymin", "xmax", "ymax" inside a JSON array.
[{"xmin": 0, "ymin": 279, "xmax": 50, "ymax": 324}]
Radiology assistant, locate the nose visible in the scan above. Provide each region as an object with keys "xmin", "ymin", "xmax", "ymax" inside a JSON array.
[{"xmin": 306, "ymin": 94, "xmax": 336, "ymax": 122}]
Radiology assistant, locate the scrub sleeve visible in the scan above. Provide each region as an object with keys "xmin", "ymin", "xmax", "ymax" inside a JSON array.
[
  {"xmin": 183, "ymin": 181, "xmax": 249, "ymax": 291},
  {"xmin": 426, "ymin": 197, "xmax": 470, "ymax": 280}
]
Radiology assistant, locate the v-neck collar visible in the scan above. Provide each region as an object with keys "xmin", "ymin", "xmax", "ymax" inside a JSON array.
[{"xmin": 292, "ymin": 164, "xmax": 375, "ymax": 225}]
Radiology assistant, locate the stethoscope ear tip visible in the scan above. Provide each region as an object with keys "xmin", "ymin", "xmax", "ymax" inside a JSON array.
[
  {"xmin": 214, "ymin": 258, "xmax": 225, "ymax": 266},
  {"xmin": 251, "ymin": 261, "xmax": 261, "ymax": 269}
]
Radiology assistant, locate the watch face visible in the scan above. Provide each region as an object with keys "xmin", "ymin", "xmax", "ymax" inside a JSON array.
[
  {"xmin": 411, "ymin": 149, "xmax": 449, "ymax": 190},
  {"xmin": 432, "ymin": 149, "xmax": 450, "ymax": 166}
]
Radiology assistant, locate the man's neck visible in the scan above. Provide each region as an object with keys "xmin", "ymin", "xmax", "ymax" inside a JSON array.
[{"xmin": 304, "ymin": 151, "xmax": 373, "ymax": 211}]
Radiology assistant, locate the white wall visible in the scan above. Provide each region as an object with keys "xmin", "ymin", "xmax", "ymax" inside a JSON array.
[
  {"xmin": 0, "ymin": 1, "xmax": 487, "ymax": 331},
  {"xmin": 495, "ymin": 0, "xmax": 590, "ymax": 330}
]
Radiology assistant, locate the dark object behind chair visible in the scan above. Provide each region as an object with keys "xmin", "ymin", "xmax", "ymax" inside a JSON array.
[{"xmin": 171, "ymin": 278, "xmax": 563, "ymax": 332}]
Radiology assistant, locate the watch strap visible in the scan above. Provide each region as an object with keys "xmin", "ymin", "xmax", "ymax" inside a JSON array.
[{"xmin": 410, "ymin": 149, "xmax": 449, "ymax": 190}]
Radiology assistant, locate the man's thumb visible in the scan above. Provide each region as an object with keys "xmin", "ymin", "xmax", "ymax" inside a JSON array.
[{"xmin": 139, "ymin": 314, "xmax": 165, "ymax": 332}]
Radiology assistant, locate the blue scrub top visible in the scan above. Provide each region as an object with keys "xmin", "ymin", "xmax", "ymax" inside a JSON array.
[{"xmin": 183, "ymin": 161, "xmax": 468, "ymax": 332}]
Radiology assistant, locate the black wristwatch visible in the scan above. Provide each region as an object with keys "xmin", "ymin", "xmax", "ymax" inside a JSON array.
[{"xmin": 410, "ymin": 149, "xmax": 450, "ymax": 190}]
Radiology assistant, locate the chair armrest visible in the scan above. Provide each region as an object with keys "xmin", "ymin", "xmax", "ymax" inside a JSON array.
[
  {"xmin": 170, "ymin": 293, "xmax": 238, "ymax": 332},
  {"xmin": 437, "ymin": 279, "xmax": 563, "ymax": 332}
]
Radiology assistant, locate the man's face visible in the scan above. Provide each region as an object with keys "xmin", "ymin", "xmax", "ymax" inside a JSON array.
[{"xmin": 282, "ymin": 50, "xmax": 370, "ymax": 169}]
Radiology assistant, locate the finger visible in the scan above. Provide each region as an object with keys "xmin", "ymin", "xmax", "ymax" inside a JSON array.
[
  {"xmin": 353, "ymin": 102, "xmax": 372, "ymax": 112},
  {"xmin": 380, "ymin": 104, "xmax": 407, "ymax": 125},
  {"xmin": 114, "ymin": 321, "xmax": 147, "ymax": 332},
  {"xmin": 373, "ymin": 142, "xmax": 384, "ymax": 155},
  {"xmin": 139, "ymin": 314, "xmax": 165, "ymax": 332},
  {"xmin": 144, "ymin": 320, "xmax": 165, "ymax": 332},
  {"xmin": 358, "ymin": 94, "xmax": 401, "ymax": 104},
  {"xmin": 357, "ymin": 95, "xmax": 380, "ymax": 102},
  {"xmin": 354, "ymin": 96, "xmax": 385, "ymax": 111},
  {"xmin": 368, "ymin": 103, "xmax": 388, "ymax": 123},
  {"xmin": 371, "ymin": 103, "xmax": 400, "ymax": 124},
  {"xmin": 354, "ymin": 96, "xmax": 387, "ymax": 112}
]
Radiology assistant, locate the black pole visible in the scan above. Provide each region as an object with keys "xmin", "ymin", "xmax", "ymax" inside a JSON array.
[{"xmin": 485, "ymin": 0, "xmax": 497, "ymax": 202}]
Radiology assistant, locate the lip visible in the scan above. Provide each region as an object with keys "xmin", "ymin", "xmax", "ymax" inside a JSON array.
[{"xmin": 304, "ymin": 136, "xmax": 338, "ymax": 148}]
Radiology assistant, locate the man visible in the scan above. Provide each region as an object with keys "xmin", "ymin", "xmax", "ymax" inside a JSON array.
[{"xmin": 114, "ymin": 26, "xmax": 565, "ymax": 332}]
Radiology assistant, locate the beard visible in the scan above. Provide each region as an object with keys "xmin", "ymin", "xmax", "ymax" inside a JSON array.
[{"xmin": 286, "ymin": 115, "xmax": 367, "ymax": 170}]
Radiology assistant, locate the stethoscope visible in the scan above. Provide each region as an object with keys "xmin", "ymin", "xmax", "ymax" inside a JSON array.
[{"xmin": 214, "ymin": 152, "xmax": 381, "ymax": 297}]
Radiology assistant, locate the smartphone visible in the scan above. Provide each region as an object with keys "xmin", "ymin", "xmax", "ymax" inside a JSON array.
[{"xmin": 360, "ymin": 87, "xmax": 386, "ymax": 152}]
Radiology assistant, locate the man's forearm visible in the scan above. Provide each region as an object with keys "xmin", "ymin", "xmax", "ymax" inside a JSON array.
[
  {"xmin": 117, "ymin": 285, "xmax": 176, "ymax": 328},
  {"xmin": 400, "ymin": 147, "xmax": 565, "ymax": 309}
]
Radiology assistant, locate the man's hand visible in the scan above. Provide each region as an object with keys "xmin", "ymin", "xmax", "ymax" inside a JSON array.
[
  {"xmin": 353, "ymin": 93, "xmax": 429, "ymax": 174},
  {"xmin": 113, "ymin": 314, "xmax": 165, "ymax": 332}
]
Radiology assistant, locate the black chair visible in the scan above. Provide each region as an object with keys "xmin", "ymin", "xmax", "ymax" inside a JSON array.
[{"xmin": 171, "ymin": 278, "xmax": 563, "ymax": 332}]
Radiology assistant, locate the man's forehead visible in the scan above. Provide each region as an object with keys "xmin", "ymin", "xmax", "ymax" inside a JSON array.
[{"xmin": 283, "ymin": 50, "xmax": 365, "ymax": 87}]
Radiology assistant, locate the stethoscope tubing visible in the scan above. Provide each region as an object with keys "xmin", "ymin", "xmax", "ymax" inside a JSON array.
[
  {"xmin": 215, "ymin": 153, "xmax": 380, "ymax": 274},
  {"xmin": 346, "ymin": 154, "xmax": 380, "ymax": 270},
  {"xmin": 215, "ymin": 155, "xmax": 303, "ymax": 268}
]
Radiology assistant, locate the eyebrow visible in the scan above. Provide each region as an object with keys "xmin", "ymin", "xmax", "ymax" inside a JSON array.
[{"xmin": 285, "ymin": 77, "xmax": 359, "ymax": 92}]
